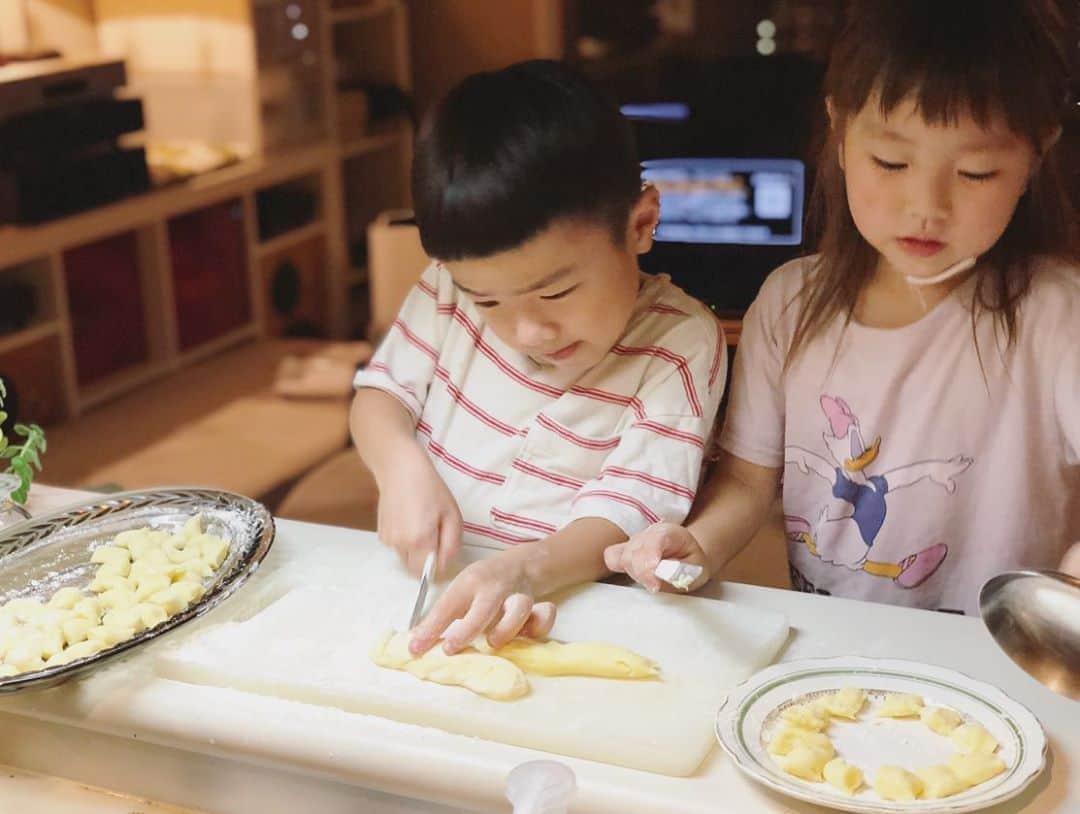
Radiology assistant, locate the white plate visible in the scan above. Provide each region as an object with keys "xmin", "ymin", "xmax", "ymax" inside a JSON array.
[{"xmin": 716, "ymin": 657, "xmax": 1047, "ymax": 813}]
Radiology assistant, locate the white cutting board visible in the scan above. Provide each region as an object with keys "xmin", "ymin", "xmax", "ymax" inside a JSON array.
[{"xmin": 157, "ymin": 547, "xmax": 788, "ymax": 777}]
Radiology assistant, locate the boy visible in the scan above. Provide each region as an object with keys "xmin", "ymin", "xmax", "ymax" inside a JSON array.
[{"xmin": 351, "ymin": 60, "xmax": 725, "ymax": 654}]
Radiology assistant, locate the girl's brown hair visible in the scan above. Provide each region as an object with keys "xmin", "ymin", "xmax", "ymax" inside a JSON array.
[{"xmin": 790, "ymin": 0, "xmax": 1078, "ymax": 364}]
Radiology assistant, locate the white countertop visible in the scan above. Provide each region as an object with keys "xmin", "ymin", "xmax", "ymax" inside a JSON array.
[{"xmin": 1, "ymin": 485, "xmax": 1077, "ymax": 814}]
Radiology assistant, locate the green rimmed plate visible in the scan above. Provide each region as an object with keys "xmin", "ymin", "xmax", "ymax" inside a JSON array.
[{"xmin": 716, "ymin": 657, "xmax": 1047, "ymax": 813}]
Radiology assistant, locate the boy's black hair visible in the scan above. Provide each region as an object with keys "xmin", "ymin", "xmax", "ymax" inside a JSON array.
[{"xmin": 411, "ymin": 59, "xmax": 642, "ymax": 260}]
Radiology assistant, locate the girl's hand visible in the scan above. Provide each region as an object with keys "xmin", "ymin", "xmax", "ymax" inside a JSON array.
[
  {"xmin": 1060, "ymin": 542, "xmax": 1080, "ymax": 578},
  {"xmin": 377, "ymin": 446, "xmax": 462, "ymax": 575},
  {"xmin": 603, "ymin": 522, "xmax": 710, "ymax": 593},
  {"xmin": 409, "ymin": 554, "xmax": 556, "ymax": 655}
]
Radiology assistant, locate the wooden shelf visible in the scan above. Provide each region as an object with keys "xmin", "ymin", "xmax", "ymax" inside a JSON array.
[
  {"xmin": 0, "ymin": 320, "xmax": 61, "ymax": 357},
  {"xmin": 346, "ymin": 266, "xmax": 367, "ymax": 286},
  {"xmin": 328, "ymin": 1, "xmax": 395, "ymax": 25},
  {"xmin": 176, "ymin": 324, "xmax": 260, "ymax": 367},
  {"xmin": 254, "ymin": 221, "xmax": 327, "ymax": 259},
  {"xmin": 78, "ymin": 361, "xmax": 168, "ymax": 412}
]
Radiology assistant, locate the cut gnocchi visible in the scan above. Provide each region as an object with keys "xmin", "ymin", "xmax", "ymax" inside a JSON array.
[
  {"xmin": 0, "ymin": 514, "xmax": 230, "ymax": 679},
  {"xmin": 766, "ymin": 688, "xmax": 1010, "ymax": 802}
]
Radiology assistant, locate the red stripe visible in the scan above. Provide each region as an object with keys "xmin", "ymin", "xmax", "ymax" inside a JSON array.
[
  {"xmin": 363, "ymin": 363, "xmax": 422, "ymax": 415},
  {"xmin": 647, "ymin": 304, "xmax": 689, "ymax": 316},
  {"xmin": 535, "ymin": 414, "xmax": 619, "ymax": 451},
  {"xmin": 434, "ymin": 366, "xmax": 525, "ymax": 438},
  {"xmin": 511, "ymin": 459, "xmax": 584, "ymax": 490},
  {"xmin": 568, "ymin": 385, "xmax": 645, "ymax": 420},
  {"xmin": 417, "ymin": 279, "xmax": 437, "ymax": 299},
  {"xmin": 445, "ymin": 307, "xmax": 565, "ymax": 398},
  {"xmin": 709, "ymin": 328, "xmax": 725, "ymax": 390},
  {"xmin": 600, "ymin": 465, "xmax": 695, "ymax": 501},
  {"xmin": 415, "ymin": 422, "xmax": 506, "ymax": 486},
  {"xmin": 463, "ymin": 521, "xmax": 536, "ymax": 545},
  {"xmin": 634, "ymin": 420, "xmax": 706, "ymax": 449},
  {"xmin": 611, "ymin": 344, "xmax": 701, "ymax": 417},
  {"xmin": 490, "ymin": 508, "xmax": 557, "ymax": 535},
  {"xmin": 391, "ymin": 319, "xmax": 438, "ymax": 362},
  {"xmin": 573, "ymin": 489, "xmax": 661, "ymax": 524}
]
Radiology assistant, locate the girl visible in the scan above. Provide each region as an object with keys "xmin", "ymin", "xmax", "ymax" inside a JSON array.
[{"xmin": 605, "ymin": 0, "xmax": 1080, "ymax": 614}]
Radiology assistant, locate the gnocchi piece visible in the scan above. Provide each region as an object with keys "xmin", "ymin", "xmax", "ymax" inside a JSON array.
[
  {"xmin": 823, "ymin": 758, "xmax": 864, "ymax": 794},
  {"xmin": 95, "ymin": 561, "xmax": 132, "ymax": 579},
  {"xmin": 36, "ymin": 627, "xmax": 65, "ymax": 660},
  {"xmin": 171, "ymin": 580, "xmax": 206, "ymax": 604},
  {"xmin": 876, "ymin": 692, "xmax": 925, "ymax": 718},
  {"xmin": 72, "ymin": 597, "xmax": 104, "ymax": 621},
  {"xmin": 130, "ymin": 560, "xmax": 170, "ymax": 581},
  {"xmin": 950, "ymin": 723, "xmax": 999, "ymax": 755},
  {"xmin": 134, "ymin": 573, "xmax": 172, "ymax": 601},
  {"xmin": 89, "ymin": 573, "xmax": 134, "ymax": 594},
  {"xmin": 61, "ymin": 617, "xmax": 95, "ymax": 646},
  {"xmin": 181, "ymin": 514, "xmax": 204, "ymax": 538},
  {"xmin": 134, "ymin": 603, "xmax": 169, "ymax": 630},
  {"xmin": 87, "ymin": 624, "xmax": 137, "ymax": 647},
  {"xmin": 90, "ymin": 545, "xmax": 131, "ymax": 569},
  {"xmin": 947, "ymin": 751, "xmax": 1006, "ymax": 786},
  {"xmin": 767, "ymin": 727, "xmax": 835, "ymax": 758},
  {"xmin": 164, "ymin": 540, "xmax": 202, "ymax": 564},
  {"xmin": 45, "ymin": 638, "xmax": 105, "ymax": 667},
  {"xmin": 780, "ymin": 703, "xmax": 830, "ymax": 732},
  {"xmin": 171, "ymin": 559, "xmax": 214, "ymax": 581},
  {"xmin": 873, "ymin": 765, "xmax": 924, "ymax": 801},
  {"xmin": 134, "ymin": 548, "xmax": 170, "ymax": 569},
  {"xmin": 48, "ymin": 587, "xmax": 86, "ymax": 611},
  {"xmin": 5, "ymin": 597, "xmax": 45, "ymax": 623},
  {"xmin": 198, "ymin": 535, "xmax": 229, "ymax": 569},
  {"xmin": 777, "ymin": 744, "xmax": 833, "ymax": 782},
  {"xmin": 824, "ymin": 687, "xmax": 866, "ymax": 720},
  {"xmin": 102, "ymin": 607, "xmax": 148, "ymax": 633},
  {"xmin": 915, "ymin": 764, "xmax": 967, "ymax": 799},
  {"xmin": 97, "ymin": 589, "xmax": 137, "ymax": 613},
  {"xmin": 149, "ymin": 586, "xmax": 190, "ymax": 615},
  {"xmin": 4, "ymin": 639, "xmax": 47, "ymax": 673},
  {"xmin": 921, "ymin": 706, "xmax": 964, "ymax": 735},
  {"xmin": 113, "ymin": 528, "xmax": 149, "ymax": 551}
]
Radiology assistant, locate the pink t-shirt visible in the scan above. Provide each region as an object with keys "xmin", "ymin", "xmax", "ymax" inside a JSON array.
[{"xmin": 721, "ymin": 255, "xmax": 1080, "ymax": 614}]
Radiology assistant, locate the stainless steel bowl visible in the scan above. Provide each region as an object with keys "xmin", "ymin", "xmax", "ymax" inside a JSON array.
[{"xmin": 980, "ymin": 570, "xmax": 1080, "ymax": 701}]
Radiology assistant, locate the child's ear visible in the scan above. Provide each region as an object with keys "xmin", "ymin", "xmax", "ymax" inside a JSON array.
[{"xmin": 628, "ymin": 183, "xmax": 661, "ymax": 254}]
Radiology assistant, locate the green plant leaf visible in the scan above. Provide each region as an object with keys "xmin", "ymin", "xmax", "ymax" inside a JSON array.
[{"xmin": 10, "ymin": 483, "xmax": 29, "ymax": 504}]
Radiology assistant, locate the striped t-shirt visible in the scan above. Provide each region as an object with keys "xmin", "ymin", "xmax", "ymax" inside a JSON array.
[{"xmin": 354, "ymin": 262, "xmax": 726, "ymax": 548}]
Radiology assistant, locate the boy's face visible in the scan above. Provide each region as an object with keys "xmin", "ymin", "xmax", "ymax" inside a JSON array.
[
  {"xmin": 837, "ymin": 93, "xmax": 1039, "ymax": 283},
  {"xmin": 443, "ymin": 191, "xmax": 659, "ymax": 371}
]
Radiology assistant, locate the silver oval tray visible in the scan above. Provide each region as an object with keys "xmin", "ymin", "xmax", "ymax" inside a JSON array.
[{"xmin": 0, "ymin": 487, "xmax": 275, "ymax": 694}]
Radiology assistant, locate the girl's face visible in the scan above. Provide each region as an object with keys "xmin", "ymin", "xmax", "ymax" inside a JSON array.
[{"xmin": 838, "ymin": 94, "xmax": 1039, "ymax": 282}]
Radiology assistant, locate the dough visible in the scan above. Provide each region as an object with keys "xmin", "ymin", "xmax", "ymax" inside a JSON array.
[
  {"xmin": 873, "ymin": 765, "xmax": 924, "ymax": 800},
  {"xmin": 48, "ymin": 587, "xmax": 86, "ymax": 610},
  {"xmin": 915, "ymin": 764, "xmax": 967, "ymax": 799},
  {"xmin": 823, "ymin": 757, "xmax": 864, "ymax": 794},
  {"xmin": 780, "ymin": 703, "xmax": 830, "ymax": 731},
  {"xmin": 766, "ymin": 726, "xmax": 834, "ymax": 758},
  {"xmin": 777, "ymin": 743, "xmax": 833, "ymax": 782},
  {"xmin": 823, "ymin": 687, "xmax": 866, "ymax": 720},
  {"xmin": 482, "ymin": 638, "xmax": 659, "ymax": 679},
  {"xmin": 370, "ymin": 630, "xmax": 528, "ymax": 701},
  {"xmin": 921, "ymin": 705, "xmax": 964, "ymax": 735},
  {"xmin": 876, "ymin": 692, "xmax": 924, "ymax": 718},
  {"xmin": 950, "ymin": 722, "xmax": 999, "ymax": 755},
  {"xmin": 947, "ymin": 751, "xmax": 1006, "ymax": 786}
]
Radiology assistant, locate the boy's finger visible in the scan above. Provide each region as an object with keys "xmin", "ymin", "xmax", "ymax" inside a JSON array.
[
  {"xmin": 603, "ymin": 542, "xmax": 628, "ymax": 572},
  {"xmin": 522, "ymin": 601, "xmax": 556, "ymax": 639},
  {"xmin": 443, "ymin": 593, "xmax": 502, "ymax": 654},
  {"xmin": 486, "ymin": 593, "xmax": 532, "ymax": 649},
  {"xmin": 410, "ymin": 587, "xmax": 468, "ymax": 654}
]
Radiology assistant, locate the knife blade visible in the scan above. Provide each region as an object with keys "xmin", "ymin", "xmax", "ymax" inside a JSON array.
[{"xmin": 408, "ymin": 550, "xmax": 437, "ymax": 630}]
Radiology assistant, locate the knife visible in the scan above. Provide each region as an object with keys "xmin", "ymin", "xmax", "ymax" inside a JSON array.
[{"xmin": 408, "ymin": 550, "xmax": 437, "ymax": 630}]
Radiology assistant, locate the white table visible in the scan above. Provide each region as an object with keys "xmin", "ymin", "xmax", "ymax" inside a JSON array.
[{"xmin": 0, "ymin": 485, "xmax": 1076, "ymax": 814}]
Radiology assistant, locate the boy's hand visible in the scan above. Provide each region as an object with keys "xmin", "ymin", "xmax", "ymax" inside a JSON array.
[
  {"xmin": 409, "ymin": 554, "xmax": 556, "ymax": 655},
  {"xmin": 377, "ymin": 446, "xmax": 462, "ymax": 575},
  {"xmin": 604, "ymin": 522, "xmax": 710, "ymax": 593}
]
